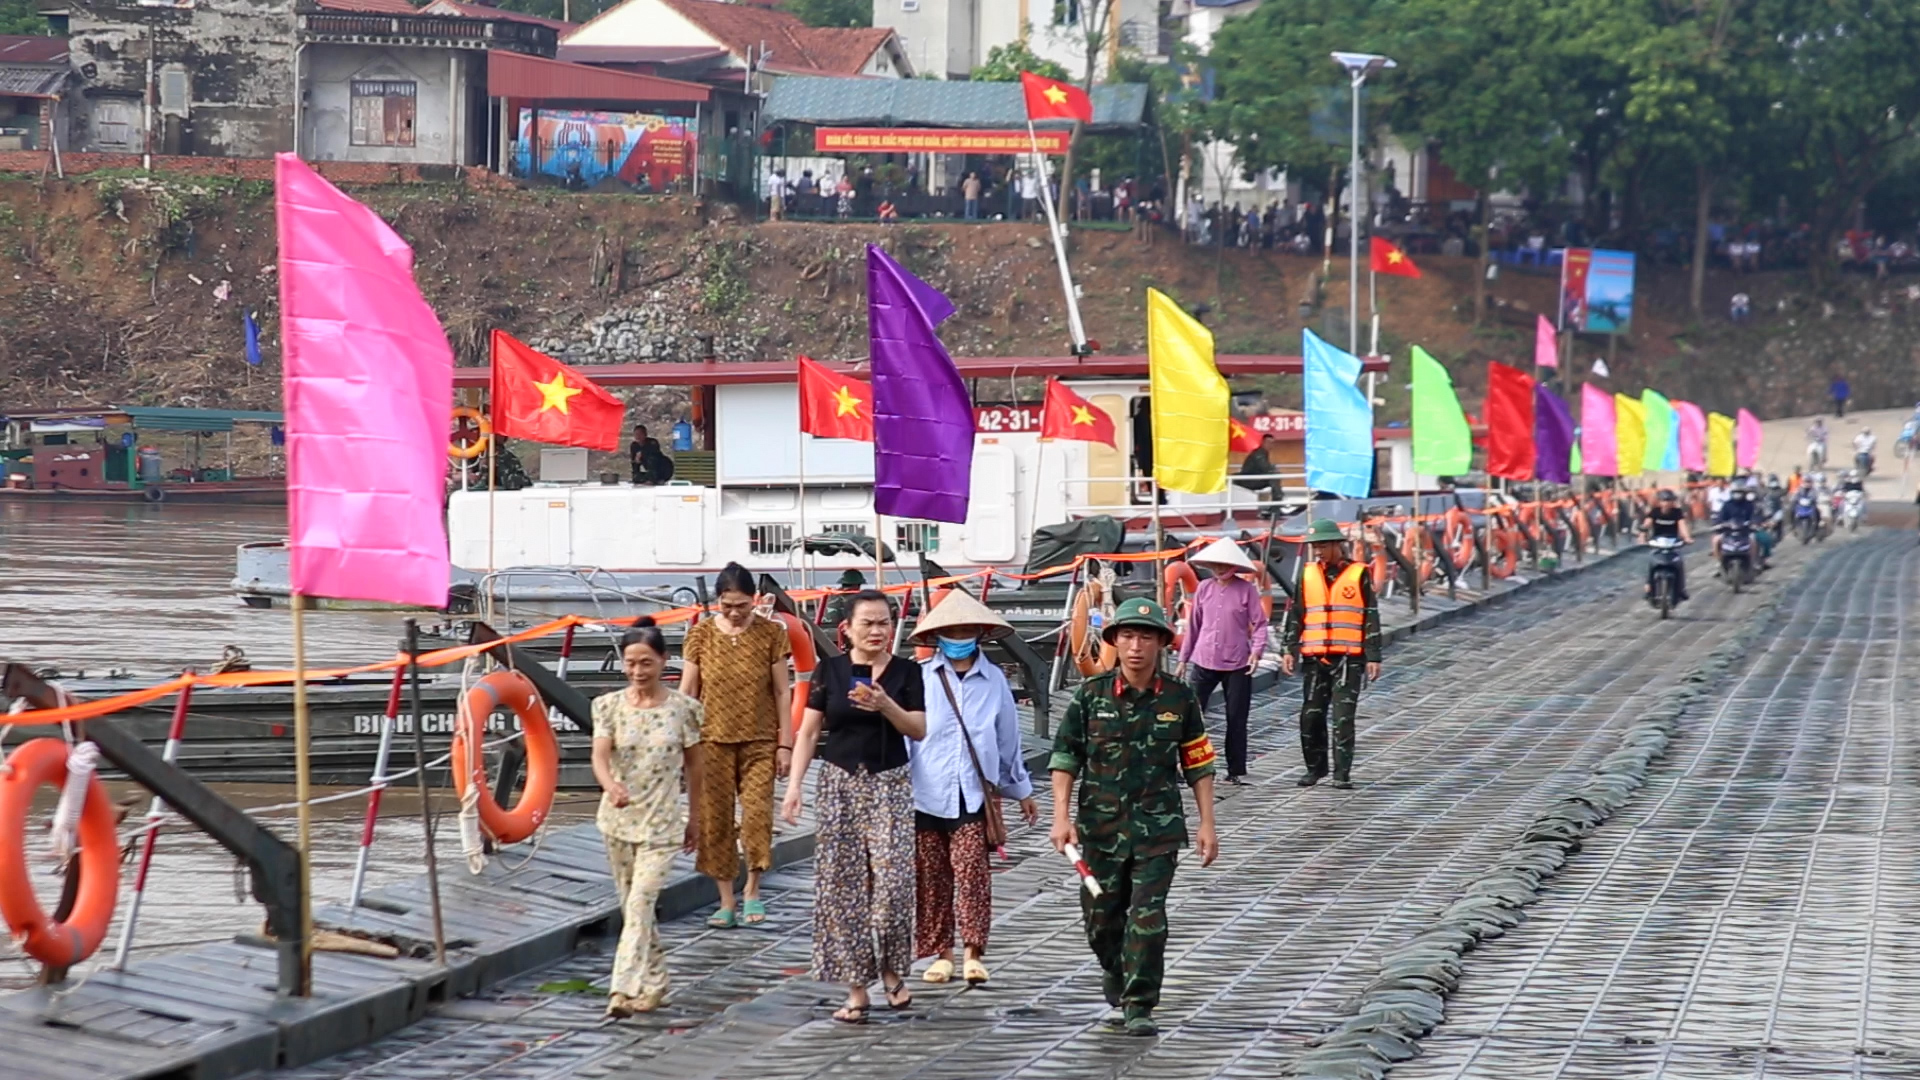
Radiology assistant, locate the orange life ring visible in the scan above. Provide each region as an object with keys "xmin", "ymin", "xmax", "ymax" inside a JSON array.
[
  {"xmin": 451, "ymin": 670, "xmax": 558, "ymax": 845},
  {"xmin": 1162, "ymin": 561, "xmax": 1200, "ymax": 649},
  {"xmin": 775, "ymin": 612, "xmax": 818, "ymax": 733},
  {"xmin": 912, "ymin": 588, "xmax": 954, "ymax": 661},
  {"xmin": 450, "ymin": 406, "xmax": 491, "ymax": 460},
  {"xmin": 0, "ymin": 738, "xmax": 119, "ymax": 969},
  {"xmin": 1490, "ymin": 527, "xmax": 1521, "ymax": 578},
  {"xmin": 1068, "ymin": 582, "xmax": 1117, "ymax": 677},
  {"xmin": 1444, "ymin": 507, "xmax": 1476, "ymax": 569}
]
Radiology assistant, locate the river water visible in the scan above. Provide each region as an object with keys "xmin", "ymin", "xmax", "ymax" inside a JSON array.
[{"xmin": 0, "ymin": 501, "xmax": 595, "ymax": 990}]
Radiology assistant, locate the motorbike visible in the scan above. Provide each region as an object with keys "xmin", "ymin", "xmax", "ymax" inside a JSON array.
[
  {"xmin": 1793, "ymin": 492, "xmax": 1821, "ymax": 544},
  {"xmin": 1855, "ymin": 449, "xmax": 1875, "ymax": 476},
  {"xmin": 1843, "ymin": 488, "xmax": 1866, "ymax": 532},
  {"xmin": 1647, "ymin": 537, "xmax": 1685, "ymax": 619},
  {"xmin": 1718, "ymin": 523, "xmax": 1756, "ymax": 593},
  {"xmin": 1809, "ymin": 441, "xmax": 1827, "ymax": 468}
]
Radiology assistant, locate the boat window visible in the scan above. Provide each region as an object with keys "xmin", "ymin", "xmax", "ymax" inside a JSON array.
[
  {"xmin": 749, "ymin": 522, "xmax": 795, "ymax": 556},
  {"xmin": 821, "ymin": 522, "xmax": 869, "ymax": 540},
  {"xmin": 894, "ymin": 521, "xmax": 940, "ymax": 554}
]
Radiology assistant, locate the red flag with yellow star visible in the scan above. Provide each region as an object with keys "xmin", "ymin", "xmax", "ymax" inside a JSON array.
[
  {"xmin": 1039, "ymin": 378, "xmax": 1115, "ymax": 447},
  {"xmin": 489, "ymin": 330, "xmax": 624, "ymax": 451},
  {"xmin": 798, "ymin": 355, "xmax": 874, "ymax": 442},
  {"xmin": 1227, "ymin": 416, "xmax": 1264, "ymax": 453},
  {"xmin": 1021, "ymin": 71, "xmax": 1094, "ymax": 124},
  {"xmin": 1369, "ymin": 236, "xmax": 1421, "ymax": 278}
]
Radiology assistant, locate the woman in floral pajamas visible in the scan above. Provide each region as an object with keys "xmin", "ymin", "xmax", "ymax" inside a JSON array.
[{"xmin": 591, "ymin": 619, "xmax": 705, "ymax": 1018}]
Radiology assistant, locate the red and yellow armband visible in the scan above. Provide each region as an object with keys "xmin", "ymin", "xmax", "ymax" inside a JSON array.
[{"xmin": 1180, "ymin": 734, "xmax": 1217, "ymax": 772}]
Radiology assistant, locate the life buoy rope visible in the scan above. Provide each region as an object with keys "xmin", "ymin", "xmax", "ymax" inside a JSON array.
[
  {"xmin": 1067, "ymin": 579, "xmax": 1117, "ymax": 676},
  {"xmin": 450, "ymin": 670, "xmax": 557, "ymax": 846},
  {"xmin": 0, "ymin": 738, "xmax": 119, "ymax": 968}
]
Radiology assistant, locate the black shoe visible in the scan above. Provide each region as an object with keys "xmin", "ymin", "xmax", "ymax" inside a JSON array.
[
  {"xmin": 1330, "ymin": 777, "xmax": 1354, "ymax": 790},
  {"xmin": 1125, "ymin": 1014, "xmax": 1159, "ymax": 1037},
  {"xmin": 1297, "ymin": 772, "xmax": 1324, "ymax": 788},
  {"xmin": 1225, "ymin": 774, "xmax": 1247, "ymax": 787},
  {"xmin": 1102, "ymin": 971, "xmax": 1122, "ymax": 1008}
]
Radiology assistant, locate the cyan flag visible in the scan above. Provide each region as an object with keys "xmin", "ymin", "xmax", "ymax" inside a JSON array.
[{"xmin": 1303, "ymin": 329, "xmax": 1373, "ymax": 498}]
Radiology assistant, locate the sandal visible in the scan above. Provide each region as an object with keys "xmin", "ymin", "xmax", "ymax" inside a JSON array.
[
  {"xmin": 832, "ymin": 1003, "xmax": 870, "ymax": 1025},
  {"xmin": 707, "ymin": 908, "xmax": 738, "ymax": 929},
  {"xmin": 922, "ymin": 958, "xmax": 955, "ymax": 984},
  {"xmin": 963, "ymin": 958, "xmax": 990, "ymax": 985},
  {"xmin": 882, "ymin": 977, "xmax": 913, "ymax": 1010},
  {"xmin": 742, "ymin": 898, "xmax": 768, "ymax": 925},
  {"xmin": 604, "ymin": 994, "xmax": 635, "ymax": 1020}
]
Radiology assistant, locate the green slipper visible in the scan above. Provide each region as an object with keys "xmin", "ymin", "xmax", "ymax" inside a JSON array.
[
  {"xmin": 742, "ymin": 898, "xmax": 768, "ymax": 924},
  {"xmin": 707, "ymin": 907, "xmax": 737, "ymax": 929}
]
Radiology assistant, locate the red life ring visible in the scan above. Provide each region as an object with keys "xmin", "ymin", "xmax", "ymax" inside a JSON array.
[
  {"xmin": 450, "ymin": 670, "xmax": 558, "ymax": 845},
  {"xmin": 775, "ymin": 611, "xmax": 818, "ymax": 733},
  {"xmin": 0, "ymin": 738, "xmax": 120, "ymax": 969}
]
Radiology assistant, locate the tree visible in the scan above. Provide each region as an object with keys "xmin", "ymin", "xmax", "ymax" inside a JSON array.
[
  {"xmin": 780, "ymin": 0, "xmax": 870, "ymax": 28},
  {"xmin": 0, "ymin": 0, "xmax": 50, "ymax": 34},
  {"xmin": 970, "ymin": 40, "xmax": 1068, "ymax": 82}
]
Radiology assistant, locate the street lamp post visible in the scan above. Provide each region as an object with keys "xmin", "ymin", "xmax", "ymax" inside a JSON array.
[{"xmin": 1332, "ymin": 51, "xmax": 1395, "ymax": 363}]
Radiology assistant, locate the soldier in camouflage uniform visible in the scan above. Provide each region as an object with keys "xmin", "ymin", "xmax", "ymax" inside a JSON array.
[
  {"xmin": 1279, "ymin": 519, "xmax": 1383, "ymax": 790},
  {"xmin": 1049, "ymin": 598, "xmax": 1219, "ymax": 1037}
]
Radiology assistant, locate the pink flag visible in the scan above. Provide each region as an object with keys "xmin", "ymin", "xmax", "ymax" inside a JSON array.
[
  {"xmin": 1580, "ymin": 382, "xmax": 1618, "ymax": 476},
  {"xmin": 1535, "ymin": 315, "xmax": 1558, "ymax": 369},
  {"xmin": 1736, "ymin": 408, "xmax": 1762, "ymax": 470},
  {"xmin": 1674, "ymin": 400, "xmax": 1708, "ymax": 472},
  {"xmin": 277, "ymin": 154, "xmax": 451, "ymax": 608}
]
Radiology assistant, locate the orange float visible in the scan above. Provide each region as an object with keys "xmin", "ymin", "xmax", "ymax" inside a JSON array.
[
  {"xmin": 776, "ymin": 611, "xmax": 819, "ymax": 733},
  {"xmin": 451, "ymin": 670, "xmax": 558, "ymax": 845},
  {"xmin": 0, "ymin": 738, "xmax": 119, "ymax": 969},
  {"xmin": 1068, "ymin": 581, "xmax": 1118, "ymax": 676}
]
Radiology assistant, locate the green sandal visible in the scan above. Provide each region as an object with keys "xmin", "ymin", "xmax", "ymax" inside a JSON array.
[
  {"xmin": 742, "ymin": 898, "xmax": 768, "ymax": 924},
  {"xmin": 707, "ymin": 907, "xmax": 738, "ymax": 929}
]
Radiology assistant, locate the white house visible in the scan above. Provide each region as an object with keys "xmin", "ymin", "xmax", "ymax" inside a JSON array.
[
  {"xmin": 875, "ymin": 0, "xmax": 1164, "ymax": 81},
  {"xmin": 566, "ymin": 0, "xmax": 912, "ymax": 81}
]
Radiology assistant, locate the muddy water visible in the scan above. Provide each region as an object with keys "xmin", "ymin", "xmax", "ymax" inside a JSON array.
[{"xmin": 0, "ymin": 502, "xmax": 596, "ymax": 989}]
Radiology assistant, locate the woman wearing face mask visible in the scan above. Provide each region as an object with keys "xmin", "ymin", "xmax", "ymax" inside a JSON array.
[
  {"xmin": 1175, "ymin": 538, "xmax": 1270, "ymax": 785},
  {"xmin": 782, "ymin": 590, "xmax": 927, "ymax": 1023},
  {"xmin": 590, "ymin": 619, "xmax": 705, "ymax": 1018},
  {"xmin": 907, "ymin": 590, "xmax": 1037, "ymax": 986}
]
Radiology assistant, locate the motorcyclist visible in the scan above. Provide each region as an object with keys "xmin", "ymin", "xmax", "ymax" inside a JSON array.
[
  {"xmin": 1714, "ymin": 481, "xmax": 1764, "ymax": 571},
  {"xmin": 1807, "ymin": 418, "xmax": 1829, "ymax": 467},
  {"xmin": 1638, "ymin": 488, "xmax": 1692, "ymax": 601},
  {"xmin": 1763, "ymin": 476, "xmax": 1787, "ymax": 531},
  {"xmin": 1853, "ymin": 425, "xmax": 1877, "ymax": 475}
]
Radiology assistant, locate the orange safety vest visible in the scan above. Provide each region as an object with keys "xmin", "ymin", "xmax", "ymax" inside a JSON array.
[{"xmin": 1300, "ymin": 561, "xmax": 1369, "ymax": 657}]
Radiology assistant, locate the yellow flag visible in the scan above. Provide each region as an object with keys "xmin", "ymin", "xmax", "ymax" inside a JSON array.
[
  {"xmin": 1614, "ymin": 393, "xmax": 1645, "ymax": 478},
  {"xmin": 1146, "ymin": 288, "xmax": 1228, "ymax": 494},
  {"xmin": 1707, "ymin": 411, "xmax": 1736, "ymax": 477}
]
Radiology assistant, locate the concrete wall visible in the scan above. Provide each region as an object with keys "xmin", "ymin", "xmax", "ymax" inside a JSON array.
[
  {"xmin": 302, "ymin": 44, "xmax": 473, "ymax": 165},
  {"xmin": 67, "ymin": 0, "xmax": 296, "ymax": 157},
  {"xmin": 880, "ymin": 0, "xmax": 971, "ymax": 79}
]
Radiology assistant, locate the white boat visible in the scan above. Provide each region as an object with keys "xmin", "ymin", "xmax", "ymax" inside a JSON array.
[{"xmin": 234, "ymin": 352, "xmax": 1385, "ymax": 608}]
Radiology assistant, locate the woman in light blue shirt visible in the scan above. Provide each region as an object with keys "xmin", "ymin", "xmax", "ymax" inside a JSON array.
[{"xmin": 908, "ymin": 590, "xmax": 1038, "ymax": 986}]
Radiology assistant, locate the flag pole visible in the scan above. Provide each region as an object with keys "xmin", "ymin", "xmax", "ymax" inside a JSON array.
[
  {"xmin": 485, "ymin": 426, "xmax": 497, "ymax": 624},
  {"xmin": 797, "ymin": 426, "xmax": 810, "ymax": 593},
  {"xmin": 290, "ymin": 592, "xmax": 315, "ymax": 996},
  {"xmin": 1367, "ymin": 265, "xmax": 1379, "ymax": 407},
  {"xmin": 1027, "ymin": 119, "xmax": 1089, "ymax": 353}
]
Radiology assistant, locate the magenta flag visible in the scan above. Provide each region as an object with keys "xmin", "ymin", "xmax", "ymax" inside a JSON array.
[
  {"xmin": 1674, "ymin": 400, "xmax": 1708, "ymax": 472},
  {"xmin": 1534, "ymin": 384, "xmax": 1575, "ymax": 483},
  {"xmin": 1580, "ymin": 382, "xmax": 1618, "ymax": 476},
  {"xmin": 867, "ymin": 244, "xmax": 973, "ymax": 524},
  {"xmin": 1736, "ymin": 408, "xmax": 1762, "ymax": 470},
  {"xmin": 1535, "ymin": 315, "xmax": 1559, "ymax": 369},
  {"xmin": 277, "ymin": 154, "xmax": 452, "ymax": 608}
]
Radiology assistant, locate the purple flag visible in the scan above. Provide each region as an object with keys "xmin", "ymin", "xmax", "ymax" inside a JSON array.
[
  {"xmin": 1534, "ymin": 383, "xmax": 1575, "ymax": 484},
  {"xmin": 868, "ymin": 244, "xmax": 972, "ymax": 523}
]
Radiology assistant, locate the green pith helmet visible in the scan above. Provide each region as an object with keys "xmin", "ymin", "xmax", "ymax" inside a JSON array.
[
  {"xmin": 1301, "ymin": 519, "xmax": 1349, "ymax": 545},
  {"xmin": 1102, "ymin": 597, "xmax": 1174, "ymax": 643}
]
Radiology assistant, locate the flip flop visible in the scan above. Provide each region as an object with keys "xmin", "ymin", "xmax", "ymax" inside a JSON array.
[
  {"xmin": 742, "ymin": 898, "xmax": 768, "ymax": 924},
  {"xmin": 707, "ymin": 908, "xmax": 738, "ymax": 929},
  {"xmin": 883, "ymin": 977, "xmax": 913, "ymax": 1010},
  {"xmin": 832, "ymin": 1003, "xmax": 870, "ymax": 1024}
]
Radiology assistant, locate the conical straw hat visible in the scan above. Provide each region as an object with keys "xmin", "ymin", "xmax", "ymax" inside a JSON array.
[
  {"xmin": 909, "ymin": 588, "xmax": 1014, "ymax": 644},
  {"xmin": 1189, "ymin": 536, "xmax": 1257, "ymax": 572}
]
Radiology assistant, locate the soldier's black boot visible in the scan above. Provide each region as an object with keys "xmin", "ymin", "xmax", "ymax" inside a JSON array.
[
  {"xmin": 1124, "ymin": 1010, "xmax": 1159, "ymax": 1036},
  {"xmin": 1297, "ymin": 772, "xmax": 1323, "ymax": 787},
  {"xmin": 1330, "ymin": 776, "xmax": 1353, "ymax": 790}
]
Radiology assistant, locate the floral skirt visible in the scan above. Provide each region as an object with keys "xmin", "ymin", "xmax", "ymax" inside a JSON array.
[{"xmin": 812, "ymin": 762, "xmax": 915, "ymax": 985}]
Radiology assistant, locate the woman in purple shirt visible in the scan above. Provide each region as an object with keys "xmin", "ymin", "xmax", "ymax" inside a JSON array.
[{"xmin": 1175, "ymin": 538, "xmax": 1271, "ymax": 784}]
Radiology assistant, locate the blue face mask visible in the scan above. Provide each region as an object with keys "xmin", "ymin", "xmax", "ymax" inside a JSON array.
[{"xmin": 936, "ymin": 635, "xmax": 979, "ymax": 660}]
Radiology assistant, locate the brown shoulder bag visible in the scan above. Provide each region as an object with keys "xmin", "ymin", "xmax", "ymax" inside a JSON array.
[{"xmin": 935, "ymin": 668, "xmax": 1008, "ymax": 848}]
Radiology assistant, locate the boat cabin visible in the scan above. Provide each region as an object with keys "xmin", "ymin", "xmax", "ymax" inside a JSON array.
[{"xmin": 446, "ymin": 353, "xmax": 1387, "ymax": 581}]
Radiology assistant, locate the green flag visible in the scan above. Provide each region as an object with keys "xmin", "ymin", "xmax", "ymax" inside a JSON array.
[
  {"xmin": 1640, "ymin": 388, "xmax": 1677, "ymax": 472},
  {"xmin": 1410, "ymin": 346, "xmax": 1473, "ymax": 476}
]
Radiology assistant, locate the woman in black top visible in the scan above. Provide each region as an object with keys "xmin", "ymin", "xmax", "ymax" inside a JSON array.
[{"xmin": 781, "ymin": 590, "xmax": 926, "ymax": 1023}]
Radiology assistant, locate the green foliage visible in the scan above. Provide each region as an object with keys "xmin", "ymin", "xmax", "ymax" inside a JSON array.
[
  {"xmin": 780, "ymin": 0, "xmax": 869, "ymax": 27},
  {"xmin": 971, "ymin": 40, "xmax": 1068, "ymax": 83},
  {"xmin": 0, "ymin": 0, "xmax": 49, "ymax": 34}
]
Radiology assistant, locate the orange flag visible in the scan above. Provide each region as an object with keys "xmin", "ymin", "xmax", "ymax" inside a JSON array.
[
  {"xmin": 1369, "ymin": 236, "xmax": 1422, "ymax": 278},
  {"xmin": 1039, "ymin": 378, "xmax": 1115, "ymax": 447},
  {"xmin": 489, "ymin": 330, "xmax": 624, "ymax": 451},
  {"xmin": 797, "ymin": 355, "xmax": 873, "ymax": 442}
]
